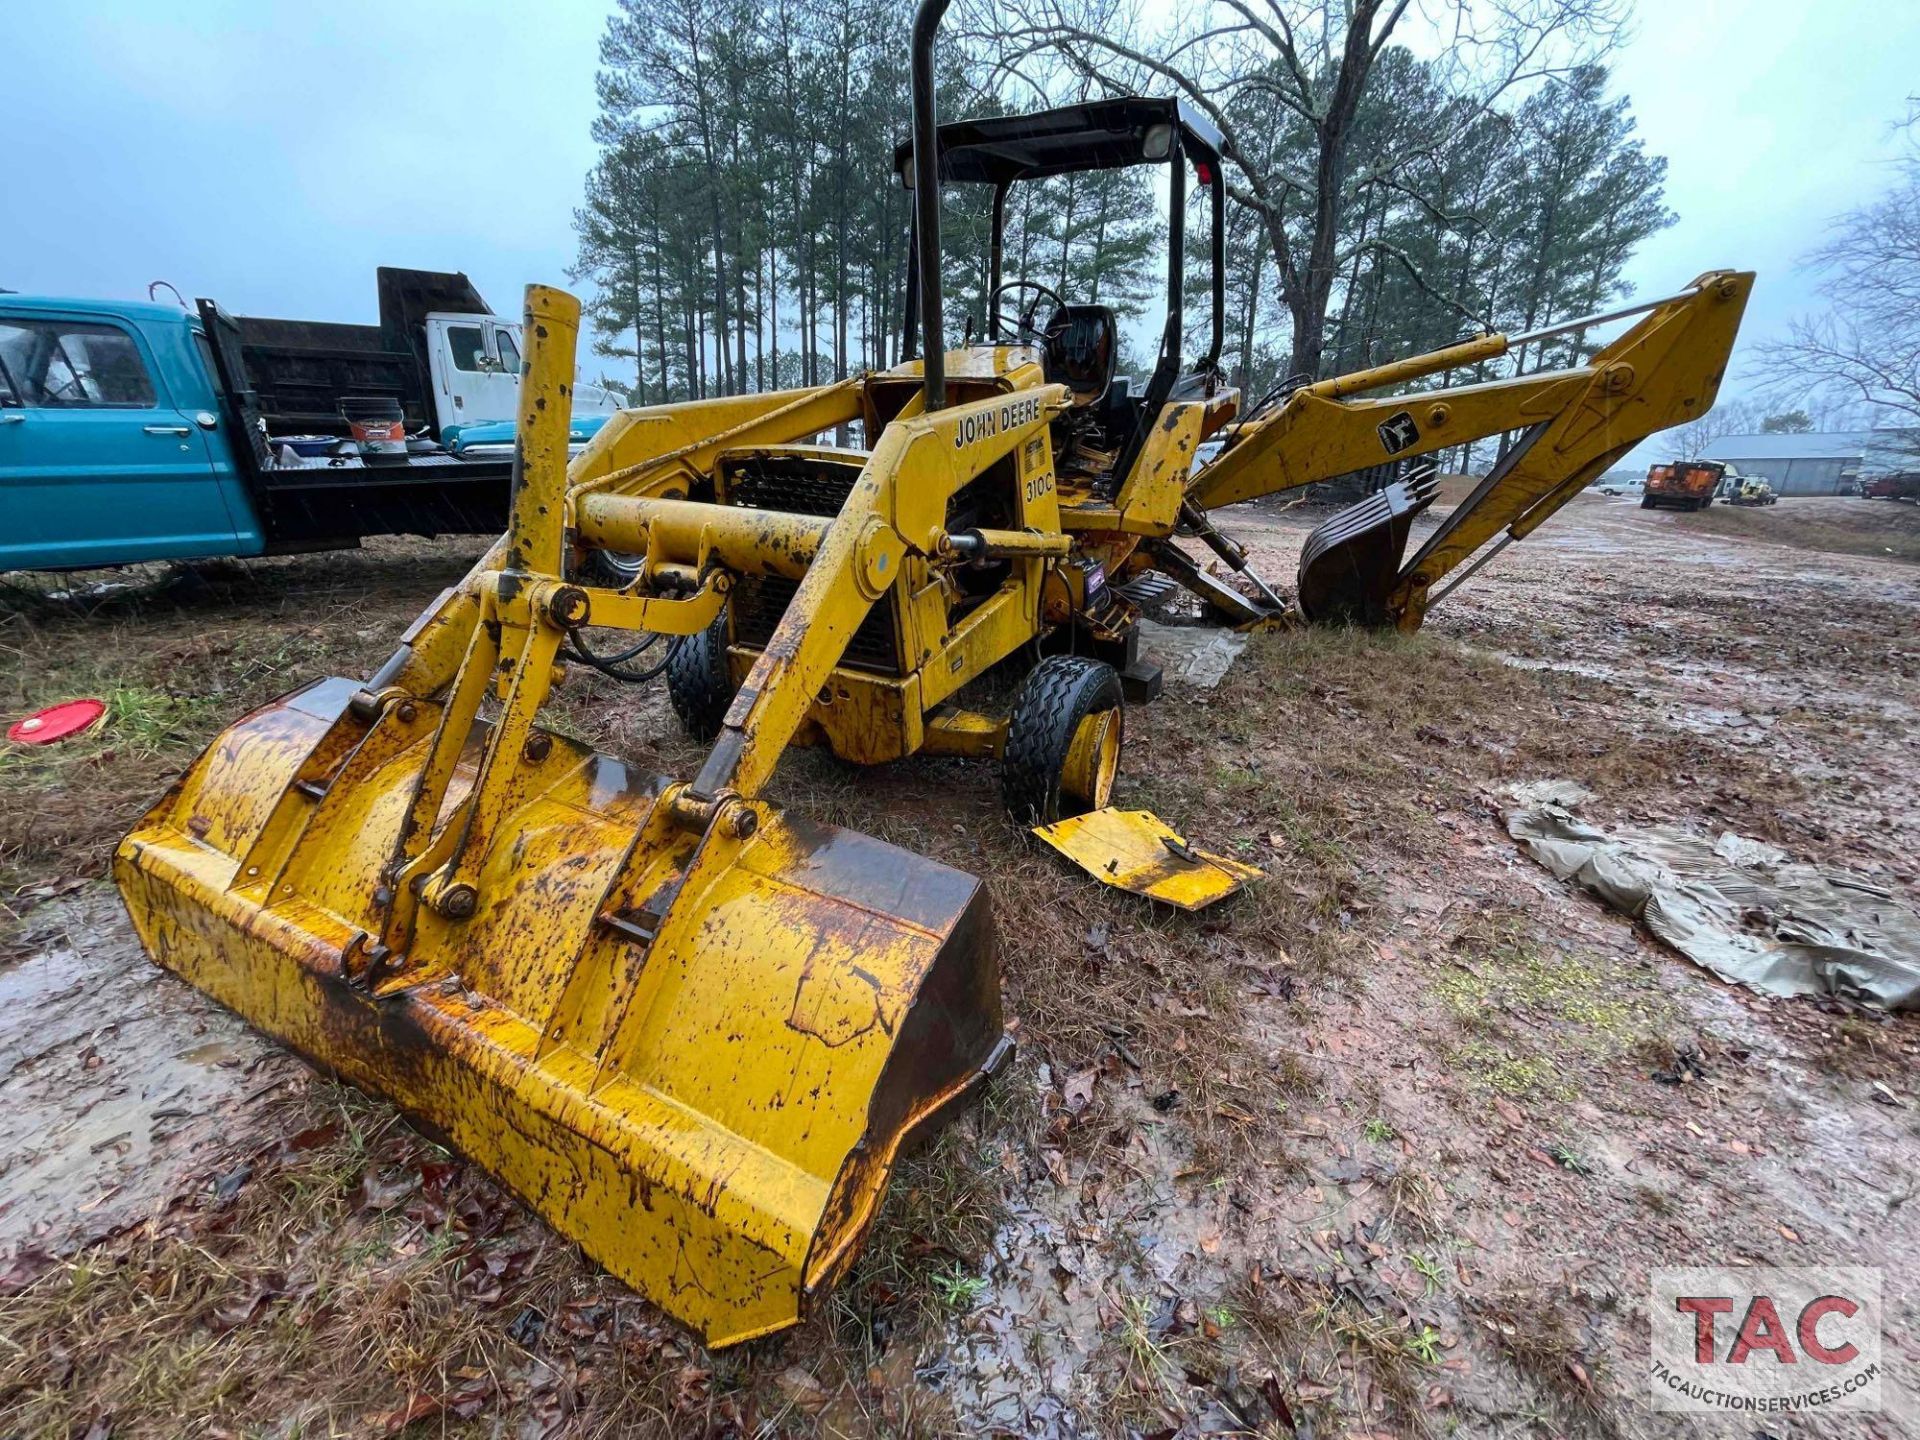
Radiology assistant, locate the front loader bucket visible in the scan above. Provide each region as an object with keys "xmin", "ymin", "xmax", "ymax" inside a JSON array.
[
  {"xmin": 114, "ymin": 677, "xmax": 1008, "ymax": 1348},
  {"xmin": 1295, "ymin": 470, "xmax": 1439, "ymax": 625}
]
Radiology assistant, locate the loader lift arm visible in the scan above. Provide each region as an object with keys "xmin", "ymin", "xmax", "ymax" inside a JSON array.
[{"xmin": 1177, "ymin": 271, "xmax": 1753, "ymax": 630}]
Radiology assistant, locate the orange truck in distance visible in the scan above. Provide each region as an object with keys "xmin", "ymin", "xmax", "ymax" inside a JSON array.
[{"xmin": 1643, "ymin": 459, "xmax": 1725, "ymax": 511}]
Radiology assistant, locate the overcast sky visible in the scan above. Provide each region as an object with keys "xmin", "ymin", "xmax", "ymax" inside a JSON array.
[{"xmin": 5, "ymin": 0, "xmax": 1916, "ymax": 439}]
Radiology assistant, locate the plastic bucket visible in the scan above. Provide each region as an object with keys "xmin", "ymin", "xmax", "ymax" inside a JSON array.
[{"xmin": 339, "ymin": 396, "xmax": 408, "ymax": 464}]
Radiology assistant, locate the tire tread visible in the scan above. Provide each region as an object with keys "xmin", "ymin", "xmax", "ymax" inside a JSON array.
[{"xmin": 1002, "ymin": 655, "xmax": 1122, "ymax": 824}]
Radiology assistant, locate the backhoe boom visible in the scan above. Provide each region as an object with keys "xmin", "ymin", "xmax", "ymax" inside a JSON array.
[{"xmin": 1184, "ymin": 271, "xmax": 1752, "ymax": 629}]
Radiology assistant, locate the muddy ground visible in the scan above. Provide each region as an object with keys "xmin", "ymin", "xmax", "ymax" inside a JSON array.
[{"xmin": 1, "ymin": 494, "xmax": 1916, "ymax": 1437}]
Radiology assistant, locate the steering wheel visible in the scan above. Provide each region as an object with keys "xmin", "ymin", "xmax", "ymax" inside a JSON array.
[{"xmin": 986, "ymin": 279, "xmax": 1068, "ymax": 345}]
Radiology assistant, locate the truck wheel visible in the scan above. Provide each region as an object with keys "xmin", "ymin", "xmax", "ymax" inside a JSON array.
[
  {"xmin": 1002, "ymin": 656, "xmax": 1124, "ymax": 826},
  {"xmin": 666, "ymin": 611, "xmax": 734, "ymax": 741},
  {"xmin": 1640, "ymin": 496, "xmax": 1655, "ymax": 509}
]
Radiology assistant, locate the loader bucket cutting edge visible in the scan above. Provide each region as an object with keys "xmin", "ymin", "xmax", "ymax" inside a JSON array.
[{"xmin": 113, "ymin": 677, "xmax": 1009, "ymax": 1348}]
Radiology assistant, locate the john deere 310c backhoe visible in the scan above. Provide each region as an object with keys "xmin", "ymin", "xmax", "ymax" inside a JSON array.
[{"xmin": 115, "ymin": 0, "xmax": 1750, "ymax": 1347}]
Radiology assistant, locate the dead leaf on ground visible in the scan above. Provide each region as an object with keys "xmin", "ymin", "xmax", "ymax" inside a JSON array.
[
  {"xmin": 281, "ymin": 1121, "xmax": 342, "ymax": 1153},
  {"xmin": 378, "ymin": 1393, "xmax": 443, "ymax": 1434},
  {"xmin": 777, "ymin": 1364, "xmax": 831, "ymax": 1413},
  {"xmin": 1062, "ymin": 1066, "xmax": 1099, "ymax": 1113},
  {"xmin": 357, "ymin": 1170, "xmax": 418, "ymax": 1213}
]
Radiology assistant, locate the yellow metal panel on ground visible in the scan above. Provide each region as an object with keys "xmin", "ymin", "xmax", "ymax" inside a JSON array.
[{"xmin": 1032, "ymin": 808, "xmax": 1261, "ymax": 910}]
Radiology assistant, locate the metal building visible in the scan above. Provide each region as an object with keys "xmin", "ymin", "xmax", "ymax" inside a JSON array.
[{"xmin": 1698, "ymin": 433, "xmax": 1870, "ymax": 497}]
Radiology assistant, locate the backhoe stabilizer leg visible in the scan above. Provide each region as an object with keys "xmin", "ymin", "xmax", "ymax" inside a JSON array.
[{"xmin": 1145, "ymin": 538, "xmax": 1289, "ymax": 629}]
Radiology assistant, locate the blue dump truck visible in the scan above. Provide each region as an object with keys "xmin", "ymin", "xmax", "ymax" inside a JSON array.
[{"xmin": 0, "ymin": 268, "xmax": 621, "ymax": 572}]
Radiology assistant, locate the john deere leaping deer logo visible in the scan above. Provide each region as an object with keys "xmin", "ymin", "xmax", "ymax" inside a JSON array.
[{"xmin": 1377, "ymin": 410, "xmax": 1420, "ymax": 455}]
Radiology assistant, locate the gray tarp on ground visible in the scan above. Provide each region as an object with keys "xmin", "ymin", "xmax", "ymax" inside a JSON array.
[
  {"xmin": 1137, "ymin": 619, "xmax": 1248, "ymax": 691},
  {"xmin": 1503, "ymin": 781, "xmax": 1920, "ymax": 1011}
]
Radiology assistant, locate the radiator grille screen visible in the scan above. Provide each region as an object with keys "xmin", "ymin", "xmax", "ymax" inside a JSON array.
[{"xmin": 732, "ymin": 575, "xmax": 900, "ymax": 674}]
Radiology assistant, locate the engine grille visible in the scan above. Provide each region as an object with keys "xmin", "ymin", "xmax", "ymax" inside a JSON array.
[
  {"xmin": 723, "ymin": 455, "xmax": 862, "ymax": 516},
  {"xmin": 732, "ymin": 574, "xmax": 901, "ymax": 675}
]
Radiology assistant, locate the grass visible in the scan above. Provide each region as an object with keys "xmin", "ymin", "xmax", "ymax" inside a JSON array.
[
  {"xmin": 0, "ymin": 543, "xmax": 481, "ymax": 911},
  {"xmin": 1810, "ymin": 1013, "xmax": 1914, "ymax": 1084},
  {"xmin": 1407, "ymin": 1252, "xmax": 1448, "ymax": 1297},
  {"xmin": 1547, "ymin": 1142, "xmax": 1596, "ymax": 1176},
  {"xmin": 1434, "ymin": 909, "xmax": 1673, "ymax": 1102},
  {"xmin": 6, "ymin": 508, "xmax": 1904, "ymax": 1436},
  {"xmin": 2, "ymin": 582, "xmax": 1570, "ymax": 1435},
  {"xmin": 1669, "ymin": 496, "xmax": 1920, "ymax": 564},
  {"xmin": 0, "ymin": 1075, "xmax": 1013, "ymax": 1438},
  {"xmin": 1464, "ymin": 1282, "xmax": 1615, "ymax": 1437}
]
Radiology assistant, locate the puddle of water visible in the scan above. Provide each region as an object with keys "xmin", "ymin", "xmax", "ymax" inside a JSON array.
[
  {"xmin": 0, "ymin": 889, "xmax": 290, "ymax": 1257},
  {"xmin": 1491, "ymin": 652, "xmax": 1623, "ymax": 682}
]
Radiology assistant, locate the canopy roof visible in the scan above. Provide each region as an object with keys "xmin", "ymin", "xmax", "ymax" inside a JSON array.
[{"xmin": 894, "ymin": 95, "xmax": 1224, "ymax": 187}]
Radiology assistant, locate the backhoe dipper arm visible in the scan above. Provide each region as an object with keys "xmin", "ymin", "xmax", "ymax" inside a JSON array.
[{"xmin": 1185, "ymin": 272, "xmax": 1752, "ymax": 628}]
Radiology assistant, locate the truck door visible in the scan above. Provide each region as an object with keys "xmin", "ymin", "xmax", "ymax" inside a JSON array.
[
  {"xmin": 433, "ymin": 317, "xmax": 520, "ymax": 427},
  {"xmin": 0, "ymin": 311, "xmax": 238, "ymax": 571}
]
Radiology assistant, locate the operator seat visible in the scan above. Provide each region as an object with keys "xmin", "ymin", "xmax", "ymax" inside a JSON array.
[{"xmin": 1043, "ymin": 304, "xmax": 1118, "ymax": 407}]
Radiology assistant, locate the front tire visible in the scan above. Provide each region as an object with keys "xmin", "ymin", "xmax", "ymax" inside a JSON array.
[
  {"xmin": 666, "ymin": 611, "xmax": 735, "ymax": 741},
  {"xmin": 1002, "ymin": 656, "xmax": 1124, "ymax": 825}
]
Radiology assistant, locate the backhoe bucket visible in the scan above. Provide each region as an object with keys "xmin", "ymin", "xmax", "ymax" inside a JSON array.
[
  {"xmin": 114, "ymin": 677, "xmax": 1008, "ymax": 1347},
  {"xmin": 1295, "ymin": 471, "xmax": 1438, "ymax": 625}
]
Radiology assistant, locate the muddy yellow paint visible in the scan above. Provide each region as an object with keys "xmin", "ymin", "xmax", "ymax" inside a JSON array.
[
  {"xmin": 1034, "ymin": 808, "xmax": 1262, "ymax": 911},
  {"xmin": 116, "ymin": 678, "xmax": 1005, "ymax": 1348}
]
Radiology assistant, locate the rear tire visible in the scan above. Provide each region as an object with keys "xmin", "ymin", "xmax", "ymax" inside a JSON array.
[
  {"xmin": 1640, "ymin": 496, "xmax": 1655, "ymax": 509},
  {"xmin": 1002, "ymin": 656, "xmax": 1124, "ymax": 825},
  {"xmin": 666, "ymin": 611, "xmax": 734, "ymax": 741}
]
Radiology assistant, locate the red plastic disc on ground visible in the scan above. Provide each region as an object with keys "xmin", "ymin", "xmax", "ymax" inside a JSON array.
[{"xmin": 7, "ymin": 698, "xmax": 107, "ymax": 745}]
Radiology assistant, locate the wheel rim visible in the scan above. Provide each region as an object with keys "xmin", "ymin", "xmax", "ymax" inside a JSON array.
[{"xmin": 1061, "ymin": 708, "xmax": 1121, "ymax": 810}]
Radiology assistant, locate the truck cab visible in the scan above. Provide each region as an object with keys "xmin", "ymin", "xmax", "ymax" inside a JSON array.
[
  {"xmin": 1, "ymin": 270, "xmax": 624, "ymax": 573},
  {"xmin": 0, "ymin": 296, "xmax": 262, "ymax": 568},
  {"xmin": 423, "ymin": 313, "xmax": 622, "ymax": 455},
  {"xmin": 2, "ymin": 287, "xmax": 521, "ymax": 572}
]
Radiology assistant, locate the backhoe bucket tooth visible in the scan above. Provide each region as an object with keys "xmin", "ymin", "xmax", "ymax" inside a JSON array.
[
  {"xmin": 114, "ymin": 677, "xmax": 1009, "ymax": 1348},
  {"xmin": 1295, "ymin": 471, "xmax": 1438, "ymax": 626}
]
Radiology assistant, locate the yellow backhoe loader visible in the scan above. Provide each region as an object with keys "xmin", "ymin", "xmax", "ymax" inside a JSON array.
[{"xmin": 115, "ymin": 1, "xmax": 1750, "ymax": 1347}]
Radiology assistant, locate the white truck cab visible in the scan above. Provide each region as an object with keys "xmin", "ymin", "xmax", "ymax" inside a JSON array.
[{"xmin": 423, "ymin": 313, "xmax": 624, "ymax": 432}]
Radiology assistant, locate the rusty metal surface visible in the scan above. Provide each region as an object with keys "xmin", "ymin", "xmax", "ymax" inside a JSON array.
[
  {"xmin": 1031, "ymin": 808, "xmax": 1261, "ymax": 910},
  {"xmin": 115, "ymin": 677, "xmax": 1005, "ymax": 1347}
]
